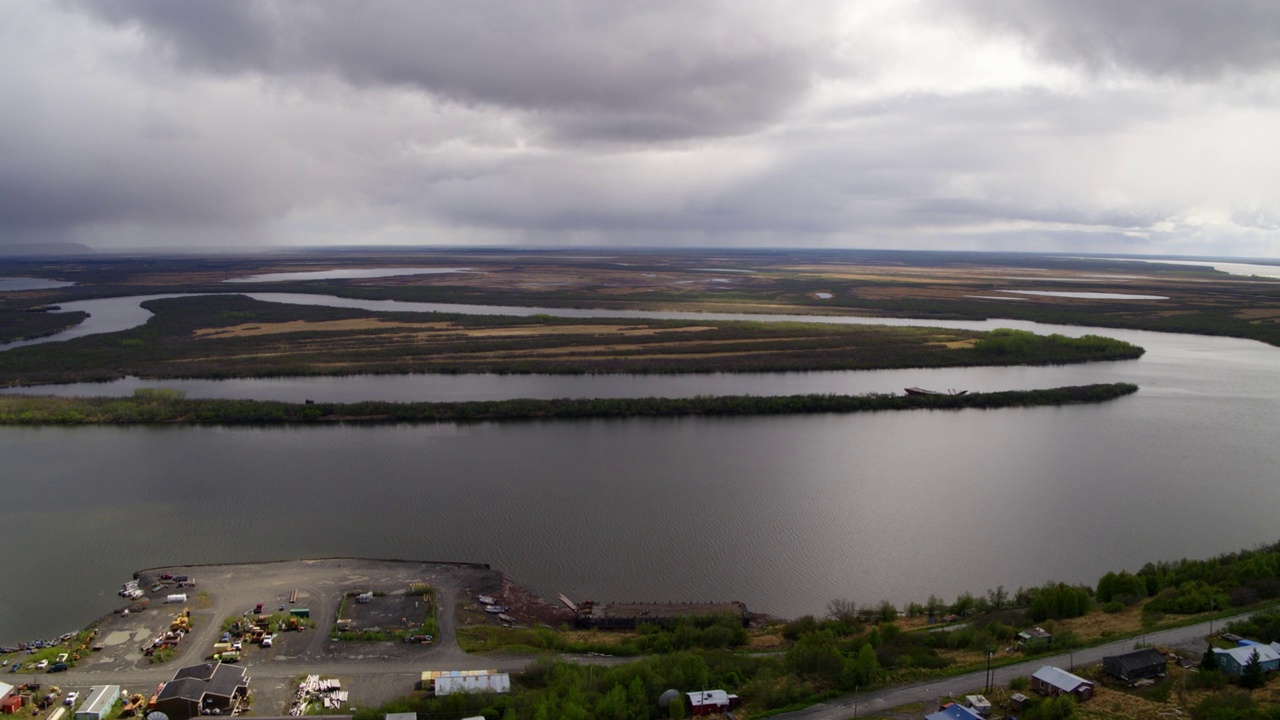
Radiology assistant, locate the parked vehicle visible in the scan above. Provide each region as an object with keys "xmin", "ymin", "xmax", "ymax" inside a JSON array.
[
  {"xmin": 47, "ymin": 663, "xmax": 68, "ymax": 673},
  {"xmin": 35, "ymin": 660, "xmax": 48, "ymax": 670},
  {"xmin": 64, "ymin": 692, "xmax": 79, "ymax": 706}
]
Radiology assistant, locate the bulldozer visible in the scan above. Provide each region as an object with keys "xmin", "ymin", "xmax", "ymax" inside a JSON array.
[{"xmin": 120, "ymin": 694, "xmax": 146, "ymax": 717}]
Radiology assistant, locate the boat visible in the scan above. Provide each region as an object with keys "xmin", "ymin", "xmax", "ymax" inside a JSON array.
[
  {"xmin": 477, "ymin": 595, "xmax": 496, "ymax": 605},
  {"xmin": 484, "ymin": 605, "xmax": 509, "ymax": 614},
  {"xmin": 497, "ymin": 613, "xmax": 516, "ymax": 624},
  {"xmin": 904, "ymin": 387, "xmax": 967, "ymax": 396}
]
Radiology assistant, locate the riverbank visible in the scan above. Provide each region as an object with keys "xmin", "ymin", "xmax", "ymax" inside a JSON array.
[{"xmin": 0, "ymin": 383, "xmax": 1138, "ymax": 424}]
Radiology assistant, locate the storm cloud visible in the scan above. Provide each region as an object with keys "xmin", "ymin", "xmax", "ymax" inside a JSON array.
[{"xmin": 0, "ymin": 1, "xmax": 1277, "ymax": 255}]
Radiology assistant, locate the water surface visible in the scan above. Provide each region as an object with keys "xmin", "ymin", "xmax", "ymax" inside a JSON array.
[{"xmin": 3, "ymin": 293, "xmax": 1280, "ymax": 644}]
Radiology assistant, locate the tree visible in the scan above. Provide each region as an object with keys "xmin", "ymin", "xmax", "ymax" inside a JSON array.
[
  {"xmin": 876, "ymin": 600, "xmax": 898, "ymax": 622},
  {"xmin": 925, "ymin": 594, "xmax": 946, "ymax": 619},
  {"xmin": 1201, "ymin": 645, "xmax": 1219, "ymax": 672},
  {"xmin": 786, "ymin": 631, "xmax": 845, "ymax": 684},
  {"xmin": 951, "ymin": 592, "xmax": 977, "ymax": 617},
  {"xmin": 827, "ymin": 598, "xmax": 860, "ymax": 626},
  {"xmin": 988, "ymin": 585, "xmax": 1009, "ymax": 611},
  {"xmin": 1240, "ymin": 649, "xmax": 1265, "ymax": 689},
  {"xmin": 846, "ymin": 642, "xmax": 879, "ymax": 687}
]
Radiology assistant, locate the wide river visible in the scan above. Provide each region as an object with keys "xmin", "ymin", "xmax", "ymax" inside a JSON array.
[{"xmin": 2, "ymin": 292, "xmax": 1280, "ymax": 644}]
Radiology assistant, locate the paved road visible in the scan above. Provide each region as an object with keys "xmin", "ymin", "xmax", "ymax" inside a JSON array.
[{"xmin": 775, "ymin": 613, "xmax": 1250, "ymax": 720}]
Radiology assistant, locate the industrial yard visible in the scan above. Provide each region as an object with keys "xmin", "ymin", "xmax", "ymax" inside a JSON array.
[{"xmin": 0, "ymin": 559, "xmax": 570, "ymax": 717}]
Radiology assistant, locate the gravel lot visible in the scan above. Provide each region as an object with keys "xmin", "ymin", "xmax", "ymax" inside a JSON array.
[{"xmin": 36, "ymin": 558, "xmax": 545, "ymax": 715}]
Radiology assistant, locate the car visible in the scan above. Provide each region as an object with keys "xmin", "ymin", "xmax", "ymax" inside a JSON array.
[
  {"xmin": 278, "ymin": 604, "xmax": 285, "ymax": 612},
  {"xmin": 8, "ymin": 664, "xmax": 17, "ymax": 673},
  {"xmin": 55, "ymin": 654, "xmax": 67, "ymax": 663},
  {"xmin": 47, "ymin": 663, "xmax": 68, "ymax": 673},
  {"xmin": 260, "ymin": 636, "xmax": 272, "ymax": 648},
  {"xmin": 64, "ymin": 692, "xmax": 78, "ymax": 706},
  {"xmin": 35, "ymin": 660, "xmax": 48, "ymax": 670}
]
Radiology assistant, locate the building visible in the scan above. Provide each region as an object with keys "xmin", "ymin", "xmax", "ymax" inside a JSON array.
[
  {"xmin": 964, "ymin": 694, "xmax": 992, "ymax": 717},
  {"xmin": 1018, "ymin": 627, "xmax": 1053, "ymax": 648},
  {"xmin": 925, "ymin": 702, "xmax": 984, "ymax": 720},
  {"xmin": 0, "ymin": 696, "xmax": 23, "ymax": 715},
  {"xmin": 1030, "ymin": 666, "xmax": 1094, "ymax": 703},
  {"xmin": 686, "ymin": 690, "xmax": 740, "ymax": 717},
  {"xmin": 74, "ymin": 686, "xmax": 120, "ymax": 720},
  {"xmin": 153, "ymin": 662, "xmax": 250, "ymax": 720},
  {"xmin": 1213, "ymin": 644, "xmax": 1280, "ymax": 677},
  {"xmin": 1102, "ymin": 648, "xmax": 1168, "ymax": 683},
  {"xmin": 420, "ymin": 670, "xmax": 509, "ymax": 696}
]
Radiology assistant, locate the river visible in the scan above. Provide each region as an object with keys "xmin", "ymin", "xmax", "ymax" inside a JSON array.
[{"xmin": 2, "ymin": 293, "xmax": 1279, "ymax": 644}]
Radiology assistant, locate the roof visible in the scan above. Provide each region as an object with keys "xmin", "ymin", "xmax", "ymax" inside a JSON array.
[
  {"xmin": 687, "ymin": 690, "xmax": 735, "ymax": 707},
  {"xmin": 432, "ymin": 673, "xmax": 510, "ymax": 695},
  {"xmin": 925, "ymin": 703, "xmax": 984, "ymax": 720},
  {"xmin": 1104, "ymin": 648, "xmax": 1167, "ymax": 673},
  {"xmin": 159, "ymin": 662, "xmax": 248, "ymax": 702},
  {"xmin": 1019, "ymin": 627, "xmax": 1052, "ymax": 640},
  {"xmin": 0, "ymin": 681, "xmax": 13, "ymax": 698},
  {"xmin": 77, "ymin": 686, "xmax": 120, "ymax": 717},
  {"xmin": 1032, "ymin": 666, "xmax": 1092, "ymax": 693},
  {"xmin": 965, "ymin": 694, "xmax": 991, "ymax": 708},
  {"xmin": 1215, "ymin": 644, "xmax": 1280, "ymax": 666}
]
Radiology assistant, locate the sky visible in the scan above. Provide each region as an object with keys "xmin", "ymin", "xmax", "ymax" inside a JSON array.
[{"xmin": 2, "ymin": 1, "xmax": 1280, "ymax": 257}]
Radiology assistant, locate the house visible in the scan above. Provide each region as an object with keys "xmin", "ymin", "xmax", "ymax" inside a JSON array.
[
  {"xmin": 75, "ymin": 686, "xmax": 120, "ymax": 720},
  {"xmin": 1102, "ymin": 648, "xmax": 1168, "ymax": 683},
  {"xmin": 925, "ymin": 702, "xmax": 984, "ymax": 720},
  {"xmin": 0, "ymin": 696, "xmax": 22, "ymax": 715},
  {"xmin": 1213, "ymin": 644, "xmax": 1280, "ymax": 677},
  {"xmin": 687, "ymin": 690, "xmax": 740, "ymax": 717},
  {"xmin": 1018, "ymin": 627, "xmax": 1053, "ymax": 648},
  {"xmin": 1030, "ymin": 666, "xmax": 1094, "ymax": 703},
  {"xmin": 153, "ymin": 662, "xmax": 250, "ymax": 720}
]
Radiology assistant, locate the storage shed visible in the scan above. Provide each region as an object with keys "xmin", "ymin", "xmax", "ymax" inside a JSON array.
[
  {"xmin": 1, "ymin": 696, "xmax": 23, "ymax": 715},
  {"xmin": 1102, "ymin": 648, "xmax": 1168, "ymax": 683},
  {"xmin": 1030, "ymin": 666, "xmax": 1094, "ymax": 703},
  {"xmin": 686, "ymin": 690, "xmax": 740, "ymax": 717}
]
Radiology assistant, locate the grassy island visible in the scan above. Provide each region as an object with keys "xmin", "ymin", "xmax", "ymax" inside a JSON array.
[
  {"xmin": 0, "ymin": 294, "xmax": 1143, "ymax": 387},
  {"xmin": 0, "ymin": 383, "xmax": 1138, "ymax": 425}
]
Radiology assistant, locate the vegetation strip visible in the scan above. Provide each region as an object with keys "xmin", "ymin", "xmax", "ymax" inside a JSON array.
[{"xmin": 0, "ymin": 383, "xmax": 1138, "ymax": 424}]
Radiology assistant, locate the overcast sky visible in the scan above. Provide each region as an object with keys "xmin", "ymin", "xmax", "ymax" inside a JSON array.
[{"xmin": 2, "ymin": 1, "xmax": 1279, "ymax": 256}]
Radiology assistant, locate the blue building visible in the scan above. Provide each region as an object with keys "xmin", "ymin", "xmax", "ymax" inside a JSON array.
[{"xmin": 1213, "ymin": 643, "xmax": 1280, "ymax": 676}]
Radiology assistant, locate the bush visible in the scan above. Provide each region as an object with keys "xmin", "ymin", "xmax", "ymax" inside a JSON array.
[
  {"xmin": 1009, "ymin": 676, "xmax": 1029, "ymax": 691},
  {"xmin": 1102, "ymin": 601, "xmax": 1125, "ymax": 614}
]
